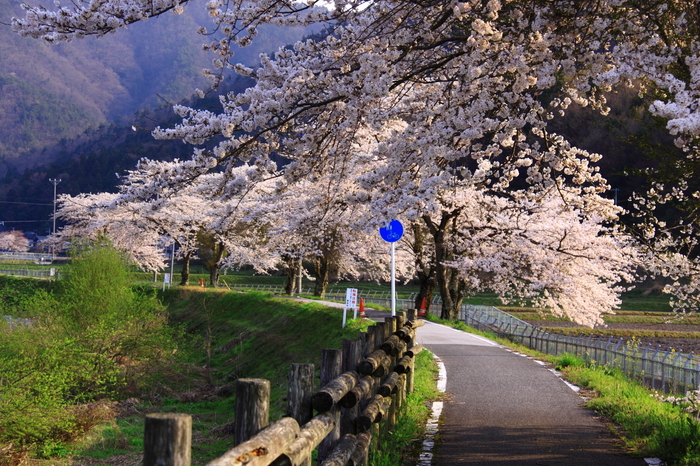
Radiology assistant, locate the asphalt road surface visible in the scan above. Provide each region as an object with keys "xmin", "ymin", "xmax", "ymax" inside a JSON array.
[
  {"xmin": 291, "ymin": 299, "xmax": 649, "ymax": 465},
  {"xmin": 414, "ymin": 320, "xmax": 648, "ymax": 466}
]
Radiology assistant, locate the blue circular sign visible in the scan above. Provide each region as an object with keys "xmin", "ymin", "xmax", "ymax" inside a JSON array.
[{"xmin": 379, "ymin": 219, "xmax": 404, "ymax": 243}]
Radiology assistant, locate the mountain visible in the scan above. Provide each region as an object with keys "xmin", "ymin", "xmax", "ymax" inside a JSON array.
[{"xmin": 0, "ymin": 0, "xmax": 310, "ymax": 173}]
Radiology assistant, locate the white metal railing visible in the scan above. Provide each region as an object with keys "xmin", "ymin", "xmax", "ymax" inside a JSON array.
[
  {"xmin": 461, "ymin": 304, "xmax": 700, "ymax": 394},
  {"xmin": 0, "ymin": 268, "xmax": 60, "ymax": 278}
]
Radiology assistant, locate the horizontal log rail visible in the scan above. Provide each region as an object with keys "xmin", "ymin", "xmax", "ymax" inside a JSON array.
[{"xmin": 144, "ymin": 309, "xmax": 425, "ymax": 466}]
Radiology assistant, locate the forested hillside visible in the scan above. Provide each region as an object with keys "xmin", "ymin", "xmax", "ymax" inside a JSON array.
[
  {"xmin": 0, "ymin": 0, "xmax": 310, "ymax": 173},
  {"xmin": 0, "ymin": 0, "xmax": 311, "ymax": 232},
  {"xmin": 0, "ymin": 75, "xmax": 256, "ymax": 233}
]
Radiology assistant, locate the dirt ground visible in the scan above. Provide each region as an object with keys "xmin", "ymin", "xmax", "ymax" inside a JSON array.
[{"xmin": 527, "ymin": 321, "xmax": 700, "ymax": 355}]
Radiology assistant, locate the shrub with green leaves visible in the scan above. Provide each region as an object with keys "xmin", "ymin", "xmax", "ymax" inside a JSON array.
[{"xmin": 0, "ymin": 240, "xmax": 179, "ymax": 463}]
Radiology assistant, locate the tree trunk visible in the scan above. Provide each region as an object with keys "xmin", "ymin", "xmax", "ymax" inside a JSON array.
[
  {"xmin": 411, "ymin": 223, "xmax": 435, "ymax": 312},
  {"xmin": 423, "ymin": 212, "xmax": 465, "ymax": 321},
  {"xmin": 284, "ymin": 256, "xmax": 297, "ymax": 296},
  {"xmin": 314, "ymin": 256, "xmax": 330, "ymax": 298},
  {"xmin": 179, "ymin": 251, "xmax": 191, "ymax": 286},
  {"xmin": 209, "ymin": 267, "xmax": 220, "ymax": 287}
]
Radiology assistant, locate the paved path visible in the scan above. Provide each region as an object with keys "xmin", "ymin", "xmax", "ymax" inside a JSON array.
[
  {"xmin": 415, "ymin": 320, "xmax": 646, "ymax": 466},
  {"xmin": 289, "ymin": 299, "xmax": 647, "ymax": 465}
]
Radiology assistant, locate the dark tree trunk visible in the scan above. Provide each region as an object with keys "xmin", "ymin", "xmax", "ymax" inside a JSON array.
[
  {"xmin": 412, "ymin": 223, "xmax": 436, "ymax": 312},
  {"xmin": 179, "ymin": 251, "xmax": 192, "ymax": 286},
  {"xmin": 423, "ymin": 212, "xmax": 466, "ymax": 321},
  {"xmin": 415, "ymin": 273, "xmax": 435, "ymax": 313},
  {"xmin": 283, "ymin": 256, "xmax": 298, "ymax": 296},
  {"xmin": 314, "ymin": 256, "xmax": 330, "ymax": 298},
  {"xmin": 206, "ymin": 242, "xmax": 226, "ymax": 287},
  {"xmin": 209, "ymin": 268, "xmax": 220, "ymax": 287}
]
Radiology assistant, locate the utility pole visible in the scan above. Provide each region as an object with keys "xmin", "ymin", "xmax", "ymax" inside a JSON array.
[{"xmin": 49, "ymin": 178, "xmax": 61, "ymax": 235}]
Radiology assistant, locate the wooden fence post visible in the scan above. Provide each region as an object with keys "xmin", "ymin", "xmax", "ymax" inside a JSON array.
[
  {"xmin": 362, "ymin": 330, "xmax": 375, "ymax": 358},
  {"xmin": 406, "ymin": 354, "xmax": 416, "ymax": 394},
  {"xmin": 407, "ymin": 308, "xmax": 417, "ymax": 321},
  {"xmin": 342, "ymin": 338, "xmax": 362, "ymax": 374},
  {"xmin": 317, "ymin": 349, "xmax": 342, "ymax": 464},
  {"xmin": 384, "ymin": 317, "xmax": 396, "ymax": 335},
  {"xmin": 288, "ymin": 364, "xmax": 315, "ymax": 425},
  {"xmin": 235, "ymin": 378, "xmax": 270, "ymax": 446},
  {"xmin": 370, "ymin": 324, "xmax": 384, "ymax": 351},
  {"xmin": 341, "ymin": 339, "xmax": 363, "ymax": 436},
  {"xmin": 397, "ymin": 311, "xmax": 406, "ymax": 328},
  {"xmin": 143, "ymin": 413, "xmax": 192, "ymax": 466}
]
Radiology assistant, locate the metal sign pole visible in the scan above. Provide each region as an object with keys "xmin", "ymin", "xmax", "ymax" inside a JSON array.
[
  {"xmin": 391, "ymin": 241, "xmax": 396, "ymax": 317},
  {"xmin": 379, "ymin": 219, "xmax": 403, "ymax": 319}
]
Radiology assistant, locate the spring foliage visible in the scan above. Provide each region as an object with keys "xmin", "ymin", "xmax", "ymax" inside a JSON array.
[
  {"xmin": 0, "ymin": 241, "xmax": 177, "ymax": 460},
  {"xmin": 14, "ymin": 0, "xmax": 700, "ymax": 319}
]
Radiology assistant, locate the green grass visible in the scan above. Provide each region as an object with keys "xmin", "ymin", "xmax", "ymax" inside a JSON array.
[
  {"xmin": 70, "ymin": 288, "xmax": 445, "ymax": 466},
  {"xmin": 370, "ymin": 350, "xmax": 441, "ymax": 466},
  {"xmin": 564, "ymin": 364, "xmax": 700, "ymax": 465},
  {"xmin": 71, "ymin": 288, "xmax": 376, "ymax": 465}
]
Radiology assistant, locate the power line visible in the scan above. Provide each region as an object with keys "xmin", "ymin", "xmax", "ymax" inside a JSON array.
[
  {"xmin": 0, "ymin": 220, "xmax": 51, "ymax": 223},
  {"xmin": 0, "ymin": 200, "xmax": 53, "ymax": 206}
]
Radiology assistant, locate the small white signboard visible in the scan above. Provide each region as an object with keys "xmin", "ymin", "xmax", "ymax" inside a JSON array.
[
  {"xmin": 345, "ymin": 288, "xmax": 358, "ymax": 309},
  {"xmin": 343, "ymin": 288, "xmax": 359, "ymax": 328}
]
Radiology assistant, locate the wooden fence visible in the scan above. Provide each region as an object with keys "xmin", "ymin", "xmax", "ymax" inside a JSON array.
[{"xmin": 142, "ymin": 309, "xmax": 425, "ymax": 466}]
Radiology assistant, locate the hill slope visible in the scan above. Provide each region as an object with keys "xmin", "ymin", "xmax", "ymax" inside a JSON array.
[{"xmin": 0, "ymin": 0, "xmax": 310, "ymax": 172}]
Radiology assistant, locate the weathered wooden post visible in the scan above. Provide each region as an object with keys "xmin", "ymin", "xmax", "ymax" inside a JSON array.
[
  {"xmin": 384, "ymin": 317, "xmax": 396, "ymax": 335},
  {"xmin": 317, "ymin": 349, "xmax": 342, "ymax": 464},
  {"xmin": 406, "ymin": 344, "xmax": 423, "ymax": 395},
  {"xmin": 288, "ymin": 363, "xmax": 315, "ymax": 425},
  {"xmin": 235, "ymin": 378, "xmax": 270, "ymax": 446},
  {"xmin": 370, "ymin": 324, "xmax": 384, "ymax": 351},
  {"xmin": 341, "ymin": 338, "xmax": 363, "ymax": 436},
  {"xmin": 378, "ymin": 321, "xmax": 390, "ymax": 345},
  {"xmin": 362, "ymin": 330, "xmax": 375, "ymax": 358},
  {"xmin": 397, "ymin": 311, "xmax": 406, "ymax": 328},
  {"xmin": 143, "ymin": 413, "xmax": 192, "ymax": 466}
]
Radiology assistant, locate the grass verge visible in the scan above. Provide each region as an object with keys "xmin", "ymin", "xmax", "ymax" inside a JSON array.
[
  {"xmin": 67, "ymin": 289, "xmax": 449, "ymax": 465},
  {"xmin": 66, "ymin": 289, "xmax": 376, "ymax": 465},
  {"xmin": 562, "ymin": 362, "xmax": 700, "ymax": 466},
  {"xmin": 370, "ymin": 350, "xmax": 441, "ymax": 466}
]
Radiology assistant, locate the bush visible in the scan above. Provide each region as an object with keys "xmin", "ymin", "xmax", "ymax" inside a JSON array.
[{"xmin": 0, "ymin": 240, "xmax": 178, "ymax": 463}]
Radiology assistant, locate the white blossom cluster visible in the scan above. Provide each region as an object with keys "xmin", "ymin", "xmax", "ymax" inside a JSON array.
[
  {"xmin": 18, "ymin": 0, "xmax": 700, "ymax": 319},
  {"xmin": 653, "ymin": 388, "xmax": 700, "ymax": 421},
  {"xmin": 0, "ymin": 231, "xmax": 31, "ymax": 253}
]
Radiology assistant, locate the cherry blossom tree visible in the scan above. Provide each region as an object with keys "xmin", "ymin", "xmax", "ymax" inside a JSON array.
[
  {"xmin": 14, "ymin": 0, "xmax": 700, "ymax": 317},
  {"xmin": 0, "ymin": 231, "xmax": 30, "ymax": 252},
  {"xmin": 444, "ymin": 185, "xmax": 637, "ymax": 326},
  {"xmin": 243, "ymin": 157, "xmax": 414, "ymax": 298},
  {"xmin": 55, "ymin": 192, "xmax": 167, "ymax": 272}
]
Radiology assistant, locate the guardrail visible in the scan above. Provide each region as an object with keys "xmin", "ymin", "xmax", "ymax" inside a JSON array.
[
  {"xmin": 142, "ymin": 312, "xmax": 425, "ymax": 466},
  {"xmin": 0, "ymin": 251, "xmax": 64, "ymax": 261},
  {"xmin": 462, "ymin": 304, "xmax": 700, "ymax": 394},
  {"xmin": 0, "ymin": 267, "xmax": 60, "ymax": 278},
  {"xmin": 226, "ymin": 284, "xmax": 420, "ymax": 310}
]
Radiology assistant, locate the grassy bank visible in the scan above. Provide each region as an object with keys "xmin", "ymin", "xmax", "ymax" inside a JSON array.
[
  {"xmin": 562, "ymin": 361, "xmax": 700, "ymax": 465},
  {"xmin": 68, "ymin": 288, "xmax": 440, "ymax": 465}
]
